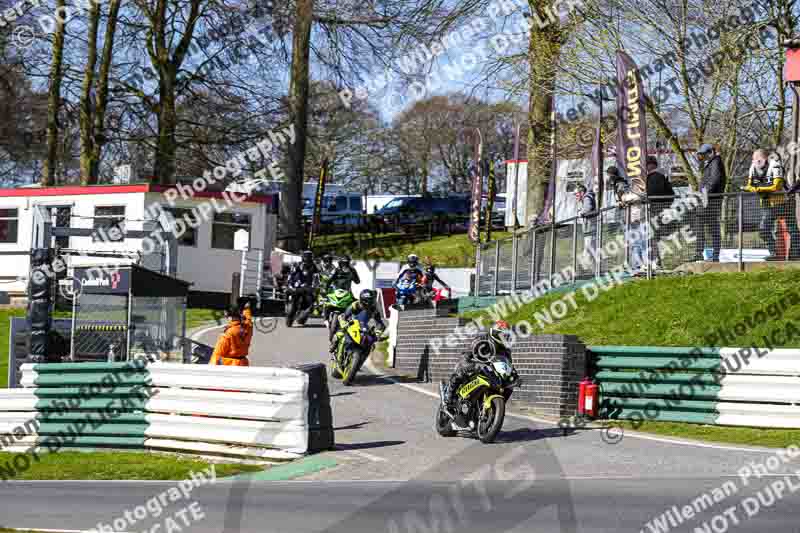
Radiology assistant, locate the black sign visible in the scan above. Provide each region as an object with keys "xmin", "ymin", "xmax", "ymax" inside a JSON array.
[{"xmin": 73, "ymin": 267, "xmax": 131, "ymax": 294}]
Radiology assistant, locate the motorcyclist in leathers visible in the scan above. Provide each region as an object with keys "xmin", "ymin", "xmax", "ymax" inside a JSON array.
[{"xmin": 442, "ymin": 320, "xmax": 513, "ymax": 415}]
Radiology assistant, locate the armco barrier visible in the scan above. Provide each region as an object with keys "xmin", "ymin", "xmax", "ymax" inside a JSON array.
[
  {"xmin": 591, "ymin": 345, "xmax": 800, "ymax": 428},
  {"xmin": 0, "ymin": 362, "xmax": 333, "ymax": 460}
]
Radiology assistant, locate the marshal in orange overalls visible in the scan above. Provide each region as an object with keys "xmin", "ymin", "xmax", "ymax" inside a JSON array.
[{"xmin": 209, "ymin": 310, "xmax": 251, "ymax": 366}]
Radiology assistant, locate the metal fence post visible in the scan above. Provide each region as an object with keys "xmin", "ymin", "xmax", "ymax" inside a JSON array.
[
  {"xmin": 511, "ymin": 231, "xmax": 519, "ymax": 294},
  {"xmin": 549, "ymin": 227, "xmax": 556, "ymax": 282},
  {"xmin": 530, "ymin": 228, "xmax": 537, "ymax": 290},
  {"xmin": 645, "ymin": 202, "xmax": 652, "ymax": 280},
  {"xmin": 571, "ymin": 221, "xmax": 578, "ymax": 284},
  {"xmin": 596, "ymin": 209, "xmax": 604, "ymax": 278},
  {"xmin": 624, "ymin": 205, "xmax": 631, "ymax": 270},
  {"xmin": 738, "ymin": 192, "xmax": 744, "ymax": 273},
  {"xmin": 493, "ymin": 240, "xmax": 501, "ymax": 296},
  {"xmin": 475, "ymin": 243, "xmax": 482, "ymax": 297}
]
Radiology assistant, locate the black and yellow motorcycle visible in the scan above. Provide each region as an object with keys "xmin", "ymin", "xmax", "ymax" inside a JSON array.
[
  {"xmin": 330, "ymin": 318, "xmax": 385, "ymax": 385},
  {"xmin": 435, "ymin": 354, "xmax": 520, "ymax": 443}
]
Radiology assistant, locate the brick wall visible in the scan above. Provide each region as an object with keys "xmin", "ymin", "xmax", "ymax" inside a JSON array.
[{"xmin": 393, "ymin": 309, "xmax": 587, "ymax": 417}]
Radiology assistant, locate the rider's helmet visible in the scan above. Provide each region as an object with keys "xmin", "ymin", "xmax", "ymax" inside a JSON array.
[
  {"xmin": 407, "ymin": 254, "xmax": 419, "ymax": 267},
  {"xmin": 489, "ymin": 320, "xmax": 513, "ymax": 350},
  {"xmin": 339, "ymin": 255, "xmax": 351, "ymax": 268},
  {"xmin": 322, "ymin": 253, "xmax": 333, "ymax": 267},
  {"xmin": 424, "ymin": 264, "xmax": 435, "ymax": 276},
  {"xmin": 359, "ymin": 289, "xmax": 376, "ymax": 307},
  {"xmin": 301, "ymin": 250, "xmax": 314, "ymax": 264}
]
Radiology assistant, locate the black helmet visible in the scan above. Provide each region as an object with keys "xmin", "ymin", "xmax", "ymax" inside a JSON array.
[
  {"xmin": 301, "ymin": 250, "xmax": 313, "ymax": 263},
  {"xmin": 359, "ymin": 288, "xmax": 376, "ymax": 306},
  {"xmin": 339, "ymin": 255, "xmax": 351, "ymax": 268},
  {"xmin": 425, "ymin": 264, "xmax": 435, "ymax": 274},
  {"xmin": 322, "ymin": 253, "xmax": 333, "ymax": 265}
]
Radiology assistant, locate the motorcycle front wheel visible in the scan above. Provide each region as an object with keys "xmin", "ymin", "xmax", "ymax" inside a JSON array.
[
  {"xmin": 477, "ymin": 396, "xmax": 506, "ymax": 444},
  {"xmin": 435, "ymin": 405, "xmax": 456, "ymax": 437},
  {"xmin": 342, "ymin": 350, "xmax": 361, "ymax": 386},
  {"xmin": 328, "ymin": 312, "xmax": 339, "ymax": 341},
  {"xmin": 286, "ymin": 297, "xmax": 296, "ymax": 327}
]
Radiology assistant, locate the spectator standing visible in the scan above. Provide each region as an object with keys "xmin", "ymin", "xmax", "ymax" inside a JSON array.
[
  {"xmin": 618, "ymin": 180, "xmax": 648, "ymax": 273},
  {"xmin": 575, "ymin": 184, "xmax": 598, "ymax": 275},
  {"xmin": 645, "ymin": 155, "xmax": 675, "ymax": 269},
  {"xmin": 693, "ymin": 144, "xmax": 727, "ymax": 262},
  {"xmin": 744, "ymin": 149, "xmax": 800, "ymax": 260}
]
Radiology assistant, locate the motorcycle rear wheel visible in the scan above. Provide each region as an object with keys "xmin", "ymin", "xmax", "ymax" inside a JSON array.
[
  {"xmin": 477, "ymin": 397, "xmax": 505, "ymax": 444},
  {"xmin": 435, "ymin": 405, "xmax": 456, "ymax": 437}
]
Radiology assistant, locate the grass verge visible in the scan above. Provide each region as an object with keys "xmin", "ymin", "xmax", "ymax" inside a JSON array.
[
  {"xmin": 0, "ymin": 450, "xmax": 264, "ymax": 480},
  {"xmin": 612, "ymin": 420, "xmax": 800, "ymax": 449},
  {"xmin": 464, "ymin": 270, "xmax": 800, "ymax": 347}
]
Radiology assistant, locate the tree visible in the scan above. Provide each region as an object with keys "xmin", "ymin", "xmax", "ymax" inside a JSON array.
[
  {"xmin": 79, "ymin": 0, "xmax": 122, "ymax": 184},
  {"xmin": 42, "ymin": 0, "xmax": 67, "ymax": 185}
]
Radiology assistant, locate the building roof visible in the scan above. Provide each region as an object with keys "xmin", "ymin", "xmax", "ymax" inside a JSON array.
[{"xmin": 0, "ymin": 183, "xmax": 277, "ymax": 205}]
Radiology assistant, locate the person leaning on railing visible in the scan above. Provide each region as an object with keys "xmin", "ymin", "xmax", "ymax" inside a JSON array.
[
  {"xmin": 209, "ymin": 306, "xmax": 250, "ymax": 366},
  {"xmin": 743, "ymin": 149, "xmax": 800, "ymax": 261},
  {"xmin": 692, "ymin": 144, "xmax": 727, "ymax": 262}
]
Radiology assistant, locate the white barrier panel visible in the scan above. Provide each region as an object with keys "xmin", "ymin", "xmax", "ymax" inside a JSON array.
[
  {"xmin": 144, "ymin": 439, "xmax": 303, "ymax": 461},
  {"xmin": 143, "ymin": 414, "xmax": 311, "ymax": 454},
  {"xmin": 716, "ymin": 402, "xmax": 800, "ymax": 428},
  {"xmin": 20, "ymin": 363, "xmax": 310, "ymax": 395},
  {"xmin": 719, "ymin": 348, "xmax": 800, "ymax": 375},
  {"xmin": 145, "ymin": 388, "xmax": 307, "ymax": 422},
  {"xmin": 0, "ymin": 412, "xmax": 39, "ymax": 436},
  {"xmin": 0, "ymin": 390, "xmax": 39, "ymax": 411}
]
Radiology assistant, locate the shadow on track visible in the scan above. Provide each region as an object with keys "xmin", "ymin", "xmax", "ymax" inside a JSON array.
[{"xmin": 334, "ymin": 440, "xmax": 405, "ymax": 451}]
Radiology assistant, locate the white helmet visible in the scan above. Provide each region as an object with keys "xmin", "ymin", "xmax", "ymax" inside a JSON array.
[{"xmin": 407, "ymin": 254, "xmax": 419, "ymax": 266}]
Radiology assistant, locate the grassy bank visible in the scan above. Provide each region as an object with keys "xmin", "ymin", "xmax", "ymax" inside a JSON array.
[
  {"xmin": 463, "ymin": 270, "xmax": 800, "ymax": 448},
  {"xmin": 465, "ymin": 270, "xmax": 800, "ymax": 348},
  {"xmin": 0, "ymin": 450, "xmax": 263, "ymax": 480},
  {"xmin": 312, "ymin": 231, "xmax": 510, "ymax": 267}
]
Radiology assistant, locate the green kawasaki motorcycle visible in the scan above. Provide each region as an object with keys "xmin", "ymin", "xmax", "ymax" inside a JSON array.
[{"xmin": 324, "ymin": 288, "xmax": 355, "ymax": 340}]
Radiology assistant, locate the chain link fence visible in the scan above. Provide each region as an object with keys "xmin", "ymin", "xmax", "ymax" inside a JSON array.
[{"xmin": 475, "ymin": 191, "xmax": 800, "ymax": 296}]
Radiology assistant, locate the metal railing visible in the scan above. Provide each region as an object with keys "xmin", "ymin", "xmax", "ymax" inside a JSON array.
[{"xmin": 475, "ymin": 191, "xmax": 800, "ymax": 296}]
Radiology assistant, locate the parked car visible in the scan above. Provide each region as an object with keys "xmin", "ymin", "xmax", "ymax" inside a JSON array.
[{"xmin": 376, "ymin": 196, "xmax": 470, "ymax": 230}]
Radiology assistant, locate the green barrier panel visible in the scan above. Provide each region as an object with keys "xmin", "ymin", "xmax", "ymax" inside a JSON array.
[
  {"xmin": 37, "ymin": 412, "xmax": 148, "ymax": 424},
  {"xmin": 589, "ymin": 346, "xmax": 721, "ymax": 356},
  {"xmin": 33, "ymin": 386, "xmax": 153, "ymax": 397},
  {"xmin": 600, "ymin": 382, "xmax": 722, "ymax": 399},
  {"xmin": 37, "ymin": 421, "xmax": 148, "ymax": 438},
  {"xmin": 32, "ymin": 373, "xmax": 152, "ymax": 387},
  {"xmin": 600, "ymin": 397, "xmax": 720, "ymax": 412},
  {"xmin": 603, "ymin": 408, "xmax": 718, "ymax": 425},
  {"xmin": 31, "ymin": 362, "xmax": 149, "ymax": 373},
  {"xmin": 596, "ymin": 370, "xmax": 723, "ymax": 385},
  {"xmin": 35, "ymin": 397, "xmax": 149, "ymax": 412},
  {"xmin": 595, "ymin": 357, "xmax": 722, "ymax": 370},
  {"xmin": 34, "ymin": 436, "xmax": 147, "ymax": 449}
]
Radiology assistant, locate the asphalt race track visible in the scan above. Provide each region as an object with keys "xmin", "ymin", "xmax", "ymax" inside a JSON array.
[{"xmin": 2, "ymin": 318, "xmax": 800, "ymax": 533}]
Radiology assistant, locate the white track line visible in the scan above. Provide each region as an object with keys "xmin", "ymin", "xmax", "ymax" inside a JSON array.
[
  {"xmin": 339, "ymin": 449, "xmax": 389, "ymax": 463},
  {"xmin": 191, "ymin": 323, "xmax": 226, "ymax": 340},
  {"xmin": 362, "ymin": 360, "xmax": 783, "ymax": 455}
]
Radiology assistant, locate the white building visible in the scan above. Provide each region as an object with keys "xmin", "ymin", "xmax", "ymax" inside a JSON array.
[{"xmin": 0, "ymin": 183, "xmax": 277, "ymax": 301}]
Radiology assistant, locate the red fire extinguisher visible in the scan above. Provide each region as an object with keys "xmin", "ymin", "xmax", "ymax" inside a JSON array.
[{"xmin": 578, "ymin": 377, "xmax": 599, "ymax": 418}]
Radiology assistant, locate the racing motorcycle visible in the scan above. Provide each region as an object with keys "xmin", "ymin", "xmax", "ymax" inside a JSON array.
[
  {"xmin": 435, "ymin": 353, "xmax": 520, "ymax": 443},
  {"xmin": 395, "ymin": 272, "xmax": 420, "ymax": 309},
  {"xmin": 330, "ymin": 318, "xmax": 385, "ymax": 386},
  {"xmin": 323, "ymin": 288, "xmax": 355, "ymax": 340},
  {"xmin": 285, "ymin": 279, "xmax": 315, "ymax": 327}
]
